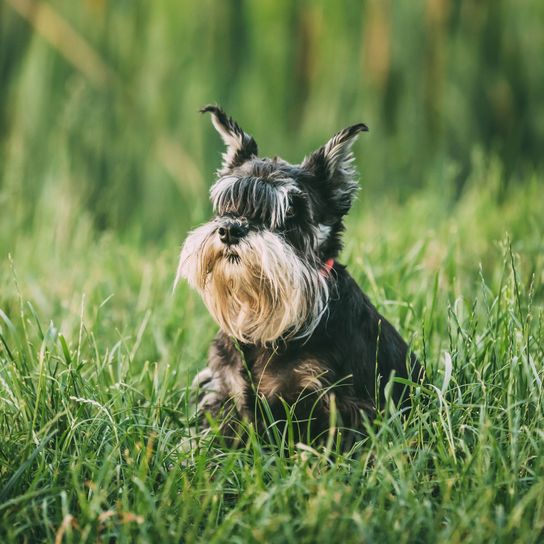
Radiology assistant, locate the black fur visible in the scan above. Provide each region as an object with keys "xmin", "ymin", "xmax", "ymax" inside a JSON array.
[
  {"xmin": 200, "ymin": 105, "xmax": 258, "ymax": 169},
  {"xmin": 183, "ymin": 106, "xmax": 422, "ymax": 445}
]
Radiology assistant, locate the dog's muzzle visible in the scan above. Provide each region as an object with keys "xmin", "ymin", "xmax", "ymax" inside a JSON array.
[{"xmin": 217, "ymin": 218, "xmax": 249, "ymax": 246}]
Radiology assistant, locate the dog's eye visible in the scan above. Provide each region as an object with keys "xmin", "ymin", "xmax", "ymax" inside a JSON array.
[{"xmin": 286, "ymin": 205, "xmax": 295, "ymax": 218}]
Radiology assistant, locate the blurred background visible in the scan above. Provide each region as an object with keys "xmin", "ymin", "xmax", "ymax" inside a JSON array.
[
  {"xmin": 2, "ymin": 4, "xmax": 544, "ymax": 539},
  {"xmin": 1, "ymin": 0, "xmax": 543, "ymax": 246}
]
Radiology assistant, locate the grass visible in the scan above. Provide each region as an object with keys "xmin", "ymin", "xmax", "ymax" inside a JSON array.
[
  {"xmin": 2, "ymin": 2, "xmax": 543, "ymax": 541},
  {"xmin": 1, "ymin": 165, "xmax": 543, "ymax": 543}
]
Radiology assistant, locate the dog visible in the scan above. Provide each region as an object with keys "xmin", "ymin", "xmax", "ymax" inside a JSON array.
[{"xmin": 176, "ymin": 105, "xmax": 422, "ymax": 445}]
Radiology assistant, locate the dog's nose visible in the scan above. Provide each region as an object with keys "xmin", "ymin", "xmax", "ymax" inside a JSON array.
[{"xmin": 218, "ymin": 221, "xmax": 248, "ymax": 245}]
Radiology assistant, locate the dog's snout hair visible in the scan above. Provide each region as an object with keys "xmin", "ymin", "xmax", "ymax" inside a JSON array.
[{"xmin": 177, "ymin": 222, "xmax": 329, "ymax": 344}]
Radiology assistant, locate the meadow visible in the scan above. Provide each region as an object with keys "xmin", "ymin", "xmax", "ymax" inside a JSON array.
[{"xmin": 1, "ymin": 1, "xmax": 544, "ymax": 542}]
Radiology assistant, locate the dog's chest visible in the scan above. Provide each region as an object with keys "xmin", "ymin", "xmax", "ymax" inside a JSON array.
[
  {"xmin": 209, "ymin": 335, "xmax": 332, "ymax": 410},
  {"xmin": 249, "ymin": 355, "xmax": 330, "ymax": 403}
]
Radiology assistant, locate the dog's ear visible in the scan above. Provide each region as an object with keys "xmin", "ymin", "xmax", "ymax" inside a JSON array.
[
  {"xmin": 301, "ymin": 123, "xmax": 368, "ymax": 215},
  {"xmin": 302, "ymin": 123, "xmax": 368, "ymax": 179},
  {"xmin": 200, "ymin": 105, "xmax": 258, "ymax": 173}
]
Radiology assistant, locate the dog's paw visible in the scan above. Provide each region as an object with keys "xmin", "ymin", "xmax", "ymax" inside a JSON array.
[
  {"xmin": 191, "ymin": 366, "xmax": 214, "ymax": 390},
  {"xmin": 191, "ymin": 367, "xmax": 226, "ymax": 416}
]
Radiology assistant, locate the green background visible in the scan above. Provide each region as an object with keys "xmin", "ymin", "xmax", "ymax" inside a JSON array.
[
  {"xmin": 1, "ymin": 1, "xmax": 543, "ymax": 542},
  {"xmin": 1, "ymin": 0, "xmax": 543, "ymax": 240}
]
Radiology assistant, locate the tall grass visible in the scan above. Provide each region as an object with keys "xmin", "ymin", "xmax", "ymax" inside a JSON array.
[
  {"xmin": 1, "ymin": 167, "xmax": 543, "ymax": 541},
  {"xmin": 1, "ymin": 1, "xmax": 543, "ymax": 542}
]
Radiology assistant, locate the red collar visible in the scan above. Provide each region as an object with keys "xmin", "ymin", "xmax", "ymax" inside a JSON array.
[{"xmin": 322, "ymin": 258, "xmax": 335, "ymax": 275}]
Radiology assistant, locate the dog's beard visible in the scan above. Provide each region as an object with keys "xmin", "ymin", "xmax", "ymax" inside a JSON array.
[{"xmin": 176, "ymin": 223, "xmax": 329, "ymax": 344}]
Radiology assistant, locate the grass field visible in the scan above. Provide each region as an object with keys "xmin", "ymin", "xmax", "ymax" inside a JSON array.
[
  {"xmin": 1, "ymin": 165, "xmax": 543, "ymax": 542},
  {"xmin": 2, "ymin": 1, "xmax": 544, "ymax": 542}
]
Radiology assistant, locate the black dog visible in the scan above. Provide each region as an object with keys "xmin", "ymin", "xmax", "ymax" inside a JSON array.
[{"xmin": 177, "ymin": 106, "xmax": 421, "ymax": 444}]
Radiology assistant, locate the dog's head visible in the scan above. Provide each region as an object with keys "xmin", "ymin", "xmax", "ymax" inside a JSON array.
[{"xmin": 177, "ymin": 105, "xmax": 368, "ymax": 344}]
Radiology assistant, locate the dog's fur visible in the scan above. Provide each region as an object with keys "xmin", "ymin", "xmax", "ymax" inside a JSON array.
[{"xmin": 177, "ymin": 105, "xmax": 422, "ymax": 444}]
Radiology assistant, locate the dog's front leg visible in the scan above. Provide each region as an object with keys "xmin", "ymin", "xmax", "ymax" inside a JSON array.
[{"xmin": 191, "ymin": 366, "xmax": 230, "ymax": 427}]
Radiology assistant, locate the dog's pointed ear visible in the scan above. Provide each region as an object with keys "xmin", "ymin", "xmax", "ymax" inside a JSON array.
[
  {"xmin": 301, "ymin": 123, "xmax": 368, "ymax": 216},
  {"xmin": 301, "ymin": 123, "xmax": 368, "ymax": 179},
  {"xmin": 200, "ymin": 105, "xmax": 258, "ymax": 173}
]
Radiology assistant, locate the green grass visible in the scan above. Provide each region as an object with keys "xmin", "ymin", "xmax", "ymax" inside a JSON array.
[
  {"xmin": 1, "ymin": 168, "xmax": 543, "ymax": 543},
  {"xmin": 2, "ymin": 1, "xmax": 543, "ymax": 541}
]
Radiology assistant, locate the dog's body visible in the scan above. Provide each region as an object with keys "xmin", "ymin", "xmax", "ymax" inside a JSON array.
[{"xmin": 177, "ymin": 106, "xmax": 421, "ymax": 444}]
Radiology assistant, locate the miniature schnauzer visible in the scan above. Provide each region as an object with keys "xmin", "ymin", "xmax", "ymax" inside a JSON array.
[{"xmin": 176, "ymin": 105, "xmax": 421, "ymax": 445}]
